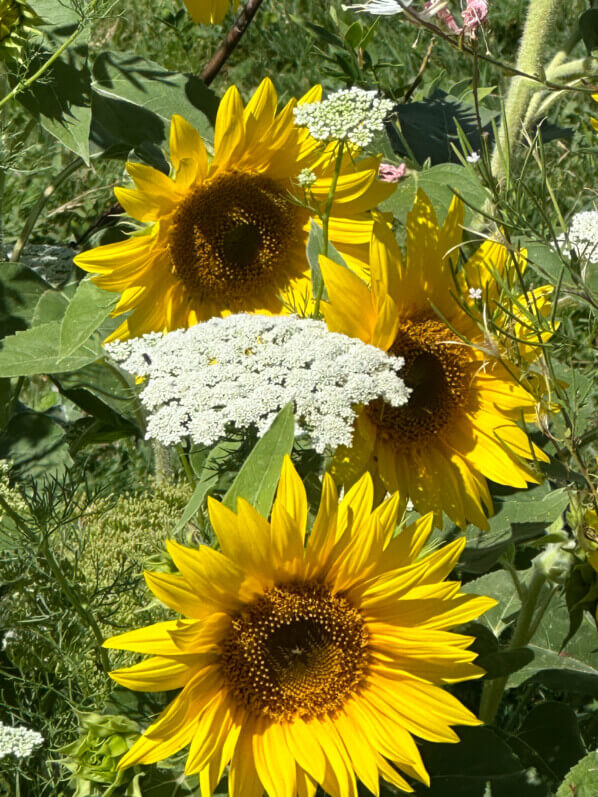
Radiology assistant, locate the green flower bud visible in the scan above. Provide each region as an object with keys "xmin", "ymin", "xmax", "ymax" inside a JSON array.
[{"xmin": 0, "ymin": 0, "xmax": 42, "ymax": 61}]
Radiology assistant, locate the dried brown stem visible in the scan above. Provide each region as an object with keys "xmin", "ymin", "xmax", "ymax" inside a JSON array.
[{"xmin": 200, "ymin": 0, "xmax": 266, "ymax": 86}]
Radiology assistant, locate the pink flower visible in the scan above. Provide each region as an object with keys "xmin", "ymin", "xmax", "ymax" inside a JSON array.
[
  {"xmin": 463, "ymin": 0, "xmax": 489, "ymax": 36},
  {"xmin": 378, "ymin": 162, "xmax": 407, "ymax": 182},
  {"xmin": 424, "ymin": 1, "xmax": 461, "ymax": 33}
]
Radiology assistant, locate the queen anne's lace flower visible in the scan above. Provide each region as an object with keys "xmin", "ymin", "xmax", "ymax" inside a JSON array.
[
  {"xmin": 297, "ymin": 168, "xmax": 317, "ymax": 188},
  {"xmin": 343, "ymin": 0, "xmax": 410, "ymax": 13},
  {"xmin": 107, "ymin": 315, "xmax": 410, "ymax": 453},
  {"xmin": 0, "ymin": 722, "xmax": 43, "ymax": 759},
  {"xmin": 293, "ymin": 87, "xmax": 394, "ymax": 148},
  {"xmin": 562, "ymin": 210, "xmax": 598, "ymax": 264}
]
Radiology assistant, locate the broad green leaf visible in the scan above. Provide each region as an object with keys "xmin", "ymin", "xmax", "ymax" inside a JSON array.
[
  {"xmin": 460, "ymin": 484, "xmax": 570, "ymax": 574},
  {"xmin": 0, "ymin": 262, "xmax": 52, "ymax": 339},
  {"xmin": 59, "ymin": 279, "xmax": 119, "ymax": 358},
  {"xmin": 412, "ymin": 726, "xmax": 548, "ymax": 796},
  {"xmin": 31, "ymin": 290, "xmax": 69, "ymax": 326},
  {"xmin": 17, "ymin": 45, "xmax": 91, "ymax": 163},
  {"xmin": 223, "ymin": 404, "xmax": 295, "ymax": 518},
  {"xmin": 579, "ymin": 9, "xmax": 598, "ymax": 56},
  {"xmin": 380, "ymin": 162, "xmax": 488, "ymax": 227},
  {"xmin": 462, "ymin": 569, "xmax": 523, "ymax": 637},
  {"xmin": 0, "ymin": 321, "xmax": 101, "ymax": 377},
  {"xmin": 175, "ymin": 441, "xmax": 238, "ymax": 533},
  {"xmin": 507, "ymin": 596, "xmax": 598, "ymax": 697},
  {"xmin": 556, "ymin": 750, "xmax": 598, "ymax": 797},
  {"xmin": 514, "ymin": 702, "xmax": 585, "ymax": 783},
  {"xmin": 91, "ymin": 51, "xmax": 218, "ymax": 162},
  {"xmin": 0, "ymin": 409, "xmax": 73, "ymax": 481}
]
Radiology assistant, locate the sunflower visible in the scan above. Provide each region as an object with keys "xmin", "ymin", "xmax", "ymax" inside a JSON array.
[
  {"xmin": 182, "ymin": 0, "xmax": 239, "ymax": 24},
  {"xmin": 104, "ymin": 456, "xmax": 495, "ymax": 795},
  {"xmin": 321, "ymin": 189, "xmax": 552, "ymax": 529},
  {"xmin": 74, "ymin": 78, "xmax": 393, "ymax": 342}
]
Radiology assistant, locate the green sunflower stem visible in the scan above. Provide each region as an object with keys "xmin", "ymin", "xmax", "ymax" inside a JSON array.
[
  {"xmin": 313, "ymin": 140, "xmax": 344, "ymax": 319},
  {"xmin": 479, "ymin": 565, "xmax": 547, "ymax": 725},
  {"xmin": 0, "ymin": 63, "xmax": 8, "ymax": 256},
  {"xmin": 490, "ymin": 0, "xmax": 565, "ymax": 187}
]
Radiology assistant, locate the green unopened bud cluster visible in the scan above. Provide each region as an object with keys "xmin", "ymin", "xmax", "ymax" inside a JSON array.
[{"xmin": 59, "ymin": 712, "xmax": 141, "ymax": 796}]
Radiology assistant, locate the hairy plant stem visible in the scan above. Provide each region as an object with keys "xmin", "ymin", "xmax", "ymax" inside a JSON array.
[
  {"xmin": 490, "ymin": 0, "xmax": 565, "ymax": 186},
  {"xmin": 312, "ymin": 141, "xmax": 344, "ymax": 319},
  {"xmin": 11, "ymin": 156, "xmax": 84, "ymax": 262},
  {"xmin": 479, "ymin": 565, "xmax": 548, "ymax": 724},
  {"xmin": 153, "ymin": 441, "xmax": 172, "ymax": 485}
]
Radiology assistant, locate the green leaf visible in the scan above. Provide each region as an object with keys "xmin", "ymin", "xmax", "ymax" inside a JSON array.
[
  {"xmin": 91, "ymin": 51, "xmax": 219, "ymax": 162},
  {"xmin": 507, "ymin": 596, "xmax": 598, "ymax": 697},
  {"xmin": 579, "ymin": 9, "xmax": 598, "ymax": 56},
  {"xmin": 0, "ymin": 262, "xmax": 52, "ymax": 339},
  {"xmin": 0, "ymin": 409, "xmax": 73, "ymax": 481},
  {"xmin": 17, "ymin": 45, "xmax": 92, "ymax": 163},
  {"xmin": 175, "ymin": 442, "xmax": 236, "ymax": 533},
  {"xmin": 556, "ymin": 750, "xmax": 598, "ymax": 797},
  {"xmin": 514, "ymin": 702, "xmax": 586, "ymax": 783},
  {"xmin": 380, "ymin": 163, "xmax": 488, "ymax": 227},
  {"xmin": 387, "ymin": 89, "xmax": 497, "ymax": 166},
  {"xmin": 18, "ymin": 244, "xmax": 75, "ymax": 288},
  {"xmin": 463, "ymin": 569, "xmax": 523, "ymax": 637},
  {"xmin": 223, "ymin": 404, "xmax": 295, "ymax": 518},
  {"xmin": 412, "ymin": 726, "xmax": 548, "ymax": 796},
  {"xmin": 31, "ymin": 290, "xmax": 69, "ymax": 326},
  {"xmin": 59, "ymin": 279, "xmax": 119, "ymax": 358},
  {"xmin": 0, "ymin": 321, "xmax": 101, "ymax": 377},
  {"xmin": 460, "ymin": 483, "xmax": 570, "ymax": 574}
]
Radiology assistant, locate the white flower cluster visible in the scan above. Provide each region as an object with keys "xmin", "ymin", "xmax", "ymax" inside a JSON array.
[
  {"xmin": 343, "ymin": 0, "xmax": 411, "ymax": 14},
  {"xmin": 293, "ymin": 87, "xmax": 394, "ymax": 148},
  {"xmin": 297, "ymin": 168, "xmax": 317, "ymax": 188},
  {"xmin": 562, "ymin": 210, "xmax": 598, "ymax": 264},
  {"xmin": 107, "ymin": 315, "xmax": 410, "ymax": 453},
  {"xmin": 0, "ymin": 722, "xmax": 43, "ymax": 759}
]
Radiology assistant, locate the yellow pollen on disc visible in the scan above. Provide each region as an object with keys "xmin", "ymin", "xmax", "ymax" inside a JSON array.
[
  {"xmin": 167, "ymin": 173, "xmax": 305, "ymax": 305},
  {"xmin": 367, "ymin": 316, "xmax": 474, "ymax": 445},
  {"xmin": 221, "ymin": 582, "xmax": 369, "ymax": 721}
]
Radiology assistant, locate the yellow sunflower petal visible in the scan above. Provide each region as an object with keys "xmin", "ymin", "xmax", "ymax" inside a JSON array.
[
  {"xmin": 109, "ymin": 656, "xmax": 195, "ymax": 692},
  {"xmin": 213, "ymin": 85, "xmax": 246, "ymax": 171},
  {"xmin": 170, "ymin": 113, "xmax": 207, "ymax": 179},
  {"xmin": 320, "ymin": 256, "xmax": 376, "ymax": 343}
]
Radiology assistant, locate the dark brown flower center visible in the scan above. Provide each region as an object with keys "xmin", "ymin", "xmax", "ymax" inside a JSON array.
[
  {"xmin": 167, "ymin": 173, "xmax": 305, "ymax": 306},
  {"xmin": 221, "ymin": 582, "xmax": 369, "ymax": 721},
  {"xmin": 367, "ymin": 317, "xmax": 473, "ymax": 445}
]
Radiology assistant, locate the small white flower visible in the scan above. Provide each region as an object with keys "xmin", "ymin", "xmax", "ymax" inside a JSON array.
[
  {"xmin": 466, "ymin": 151, "xmax": 481, "ymax": 164},
  {"xmin": 406, "ymin": 499, "xmax": 415, "ymax": 512},
  {"xmin": 107, "ymin": 315, "xmax": 410, "ymax": 454},
  {"xmin": 343, "ymin": 0, "xmax": 410, "ymax": 14},
  {"xmin": 559, "ymin": 210, "xmax": 598, "ymax": 265},
  {"xmin": 0, "ymin": 723, "xmax": 43, "ymax": 759},
  {"xmin": 293, "ymin": 87, "xmax": 394, "ymax": 149},
  {"xmin": 468, "ymin": 287, "xmax": 483, "ymax": 300},
  {"xmin": 2, "ymin": 630, "xmax": 16, "ymax": 650},
  {"xmin": 297, "ymin": 168, "xmax": 317, "ymax": 188}
]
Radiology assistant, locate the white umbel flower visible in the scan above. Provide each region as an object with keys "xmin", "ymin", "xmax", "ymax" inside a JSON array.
[
  {"xmin": 107, "ymin": 315, "xmax": 410, "ymax": 453},
  {"xmin": 293, "ymin": 87, "xmax": 394, "ymax": 149},
  {"xmin": 561, "ymin": 210, "xmax": 598, "ymax": 264},
  {"xmin": 0, "ymin": 722, "xmax": 43, "ymax": 759},
  {"xmin": 343, "ymin": 0, "xmax": 410, "ymax": 14}
]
